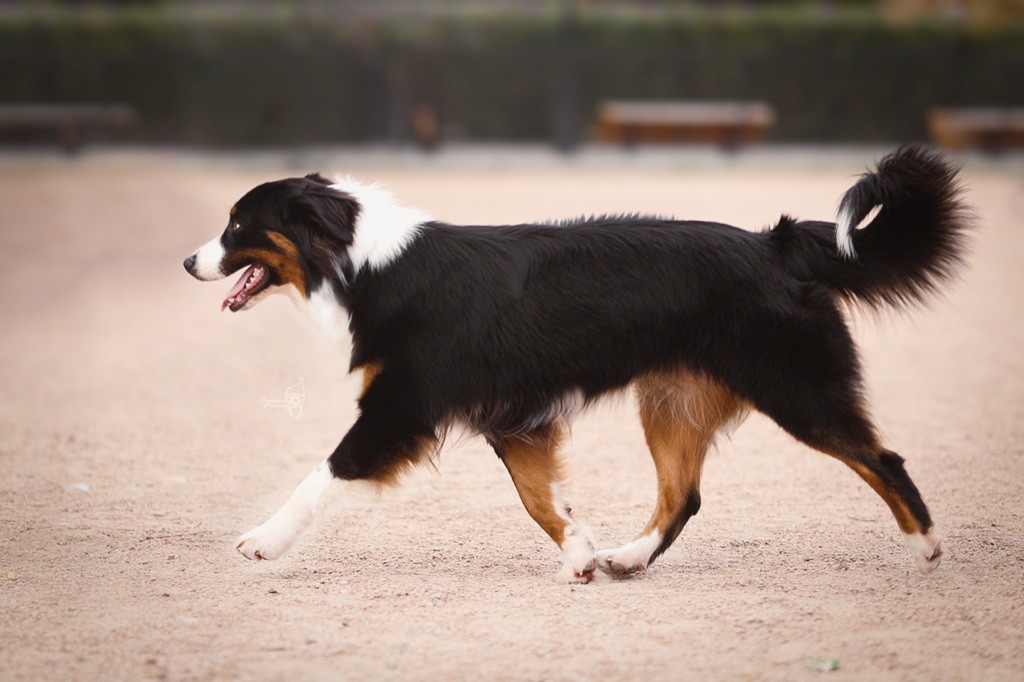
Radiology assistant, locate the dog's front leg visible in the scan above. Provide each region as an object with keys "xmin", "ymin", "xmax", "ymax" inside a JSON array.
[
  {"xmin": 237, "ymin": 376, "xmax": 437, "ymax": 561},
  {"xmin": 236, "ymin": 458, "xmax": 359, "ymax": 560}
]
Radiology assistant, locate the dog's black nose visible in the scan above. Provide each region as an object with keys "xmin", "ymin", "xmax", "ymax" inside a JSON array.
[{"xmin": 183, "ymin": 254, "xmax": 197, "ymax": 273}]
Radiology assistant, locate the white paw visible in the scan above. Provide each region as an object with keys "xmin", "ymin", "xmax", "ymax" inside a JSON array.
[
  {"xmin": 557, "ymin": 527, "xmax": 597, "ymax": 584},
  {"xmin": 595, "ymin": 549, "xmax": 646, "ymax": 576},
  {"xmin": 904, "ymin": 528, "xmax": 943, "ymax": 574},
  {"xmin": 595, "ymin": 531, "xmax": 663, "ymax": 577},
  {"xmin": 236, "ymin": 519, "xmax": 301, "ymax": 561},
  {"xmin": 558, "ymin": 558, "xmax": 596, "ymax": 584}
]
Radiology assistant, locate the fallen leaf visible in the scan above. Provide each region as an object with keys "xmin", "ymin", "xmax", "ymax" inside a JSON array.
[{"xmin": 808, "ymin": 657, "xmax": 840, "ymax": 672}]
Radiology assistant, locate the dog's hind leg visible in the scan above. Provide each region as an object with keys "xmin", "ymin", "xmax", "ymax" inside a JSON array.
[
  {"xmin": 742, "ymin": 299, "xmax": 942, "ymax": 573},
  {"xmin": 596, "ymin": 371, "xmax": 744, "ymax": 577},
  {"xmin": 764, "ymin": 391, "xmax": 942, "ymax": 573},
  {"xmin": 845, "ymin": 449, "xmax": 942, "ymax": 573},
  {"xmin": 491, "ymin": 422, "xmax": 597, "ymax": 583}
]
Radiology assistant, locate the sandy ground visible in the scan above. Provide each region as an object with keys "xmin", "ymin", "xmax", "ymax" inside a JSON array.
[{"xmin": 1, "ymin": 151, "xmax": 1022, "ymax": 680}]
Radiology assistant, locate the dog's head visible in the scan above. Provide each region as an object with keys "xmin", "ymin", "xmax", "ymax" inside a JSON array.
[{"xmin": 183, "ymin": 173, "xmax": 358, "ymax": 312}]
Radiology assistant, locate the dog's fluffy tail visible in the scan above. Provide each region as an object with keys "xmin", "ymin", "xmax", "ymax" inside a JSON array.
[{"xmin": 773, "ymin": 145, "xmax": 972, "ymax": 311}]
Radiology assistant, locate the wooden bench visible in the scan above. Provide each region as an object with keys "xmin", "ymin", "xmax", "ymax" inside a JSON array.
[
  {"xmin": 592, "ymin": 101, "xmax": 775, "ymax": 148},
  {"xmin": 0, "ymin": 104, "xmax": 136, "ymax": 152},
  {"xmin": 928, "ymin": 108, "xmax": 1024, "ymax": 151}
]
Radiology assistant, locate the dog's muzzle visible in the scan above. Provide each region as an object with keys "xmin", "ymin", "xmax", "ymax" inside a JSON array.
[{"xmin": 184, "ymin": 237, "xmax": 227, "ymax": 281}]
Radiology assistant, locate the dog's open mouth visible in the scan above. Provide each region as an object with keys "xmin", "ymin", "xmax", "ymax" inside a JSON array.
[{"xmin": 222, "ymin": 263, "xmax": 271, "ymax": 312}]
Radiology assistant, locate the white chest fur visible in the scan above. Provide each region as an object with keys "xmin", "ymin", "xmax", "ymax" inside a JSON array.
[{"xmin": 289, "ymin": 284, "xmax": 349, "ymax": 345}]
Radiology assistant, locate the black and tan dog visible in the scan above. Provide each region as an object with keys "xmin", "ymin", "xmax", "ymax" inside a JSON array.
[{"xmin": 184, "ymin": 146, "xmax": 969, "ymax": 582}]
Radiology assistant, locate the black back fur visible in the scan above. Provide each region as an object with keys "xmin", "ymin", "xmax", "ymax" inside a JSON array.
[{"xmin": 343, "ymin": 146, "xmax": 970, "ymax": 445}]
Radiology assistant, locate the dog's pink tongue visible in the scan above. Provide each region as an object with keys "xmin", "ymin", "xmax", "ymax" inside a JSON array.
[{"xmin": 222, "ymin": 265, "xmax": 255, "ymax": 311}]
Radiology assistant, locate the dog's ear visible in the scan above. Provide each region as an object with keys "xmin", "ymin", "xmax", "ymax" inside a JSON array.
[
  {"xmin": 304, "ymin": 172, "xmax": 334, "ymax": 185},
  {"xmin": 289, "ymin": 184, "xmax": 359, "ymax": 246}
]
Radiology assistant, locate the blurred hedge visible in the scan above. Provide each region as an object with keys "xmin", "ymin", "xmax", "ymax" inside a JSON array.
[{"xmin": 2, "ymin": 12, "xmax": 1022, "ymax": 145}]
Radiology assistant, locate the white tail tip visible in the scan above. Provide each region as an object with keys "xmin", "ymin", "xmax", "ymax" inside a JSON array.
[{"xmin": 835, "ymin": 205, "xmax": 857, "ymax": 259}]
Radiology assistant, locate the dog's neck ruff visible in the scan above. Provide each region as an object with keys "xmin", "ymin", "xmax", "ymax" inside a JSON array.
[
  {"xmin": 331, "ymin": 177, "xmax": 433, "ymax": 274},
  {"xmin": 288, "ymin": 179, "xmax": 431, "ymax": 346},
  {"xmin": 289, "ymin": 283, "xmax": 349, "ymax": 346}
]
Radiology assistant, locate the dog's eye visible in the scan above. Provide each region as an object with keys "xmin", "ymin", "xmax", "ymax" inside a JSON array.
[{"xmin": 230, "ymin": 221, "xmax": 243, "ymax": 232}]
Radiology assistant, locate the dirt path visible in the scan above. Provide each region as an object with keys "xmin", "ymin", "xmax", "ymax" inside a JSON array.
[{"xmin": 1, "ymin": 154, "xmax": 1022, "ymax": 680}]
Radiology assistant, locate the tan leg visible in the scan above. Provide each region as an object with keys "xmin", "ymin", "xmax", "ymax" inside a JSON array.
[
  {"xmin": 839, "ymin": 453, "xmax": 943, "ymax": 573},
  {"xmin": 597, "ymin": 371, "xmax": 744, "ymax": 576},
  {"xmin": 761, "ymin": 388, "xmax": 943, "ymax": 574},
  {"xmin": 495, "ymin": 422, "xmax": 596, "ymax": 583}
]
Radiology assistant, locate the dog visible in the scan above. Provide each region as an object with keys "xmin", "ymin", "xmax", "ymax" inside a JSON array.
[{"xmin": 184, "ymin": 146, "xmax": 969, "ymax": 582}]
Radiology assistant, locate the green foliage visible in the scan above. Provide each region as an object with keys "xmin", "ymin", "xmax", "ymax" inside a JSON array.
[{"xmin": 1, "ymin": 12, "xmax": 1021, "ymax": 145}]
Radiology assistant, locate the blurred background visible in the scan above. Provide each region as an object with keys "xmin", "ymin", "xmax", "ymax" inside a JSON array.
[
  {"xmin": 3, "ymin": 4, "xmax": 1024, "ymax": 679},
  {"xmin": 1, "ymin": 0, "xmax": 1022, "ymax": 153}
]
